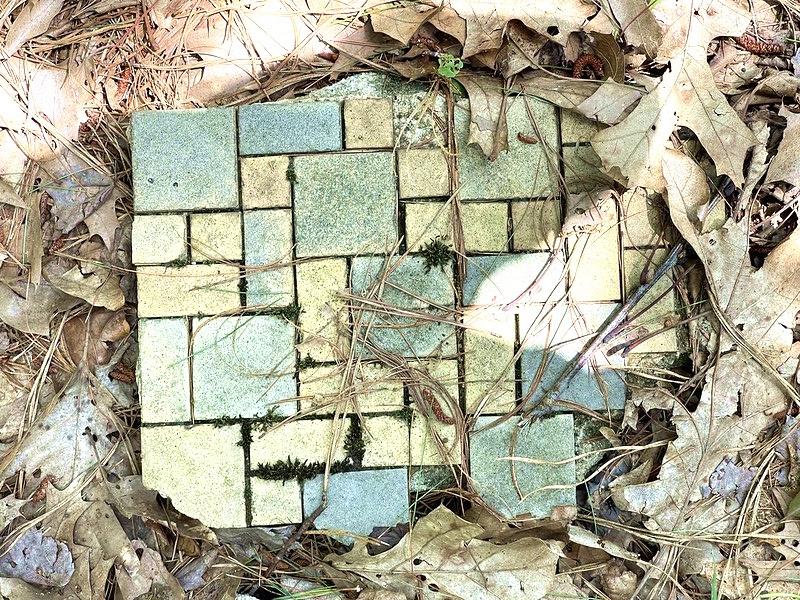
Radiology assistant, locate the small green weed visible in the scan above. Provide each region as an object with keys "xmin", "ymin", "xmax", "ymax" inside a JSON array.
[
  {"xmin": 420, "ymin": 236, "xmax": 452, "ymax": 274},
  {"xmin": 437, "ymin": 54, "xmax": 463, "ymax": 78}
]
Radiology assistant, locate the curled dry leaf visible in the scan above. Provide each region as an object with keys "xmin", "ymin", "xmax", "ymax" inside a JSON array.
[
  {"xmin": 459, "ymin": 75, "xmax": 508, "ymax": 160},
  {"xmin": 43, "ymin": 262, "xmax": 125, "ymax": 311},
  {"xmin": 3, "ymin": 0, "xmax": 65, "ymax": 58},
  {"xmin": 329, "ymin": 506, "xmax": 566, "ymax": 600},
  {"xmin": 62, "ymin": 309, "xmax": 130, "ymax": 371}
]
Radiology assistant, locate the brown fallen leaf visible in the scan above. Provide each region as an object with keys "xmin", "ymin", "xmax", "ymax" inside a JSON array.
[
  {"xmin": 448, "ymin": 0, "xmax": 596, "ymax": 57},
  {"xmin": 62, "ymin": 309, "xmax": 130, "ymax": 371},
  {"xmin": 765, "ymin": 106, "xmax": 800, "ymax": 187},
  {"xmin": 458, "ymin": 75, "xmax": 508, "ymax": 160},
  {"xmin": 44, "ymin": 263, "xmax": 125, "ymax": 311},
  {"xmin": 0, "ymin": 281, "xmax": 79, "ymax": 336},
  {"xmin": 329, "ymin": 505, "xmax": 571, "ymax": 599},
  {"xmin": 602, "ymin": 0, "xmax": 662, "ymax": 57},
  {"xmin": 3, "ymin": 0, "xmax": 65, "ymax": 58},
  {"xmin": 591, "ymin": 0, "xmax": 758, "ymax": 190},
  {"xmin": 370, "ymin": 2, "xmax": 438, "ymax": 44}
]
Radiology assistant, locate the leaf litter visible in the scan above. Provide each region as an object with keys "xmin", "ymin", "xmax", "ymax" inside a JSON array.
[{"xmin": 1, "ymin": 0, "xmax": 800, "ymax": 598}]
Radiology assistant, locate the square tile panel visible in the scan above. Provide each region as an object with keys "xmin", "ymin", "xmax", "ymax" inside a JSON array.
[{"xmin": 132, "ymin": 75, "xmax": 678, "ymax": 534}]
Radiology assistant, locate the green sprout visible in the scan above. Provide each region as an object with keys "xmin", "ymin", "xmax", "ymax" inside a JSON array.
[
  {"xmin": 437, "ymin": 54, "xmax": 463, "ymax": 78},
  {"xmin": 419, "ymin": 236, "xmax": 452, "ymax": 274}
]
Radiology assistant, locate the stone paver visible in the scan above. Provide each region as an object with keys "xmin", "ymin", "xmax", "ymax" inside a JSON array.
[
  {"xmin": 456, "ymin": 97, "xmax": 557, "ymax": 199},
  {"xmin": 142, "ymin": 424, "xmax": 246, "ymax": 528},
  {"xmin": 351, "ymin": 255, "xmax": 455, "ymax": 357},
  {"xmin": 344, "ymin": 98, "xmax": 394, "ymax": 149},
  {"xmin": 192, "ymin": 315, "xmax": 297, "ymax": 418},
  {"xmin": 132, "ymin": 108, "xmax": 238, "ymax": 212},
  {"xmin": 137, "ymin": 264, "xmax": 241, "ymax": 317},
  {"xmin": 623, "ymin": 248, "xmax": 679, "ymax": 353},
  {"xmin": 240, "ymin": 156, "xmax": 293, "ymax": 209},
  {"xmin": 138, "ymin": 318, "xmax": 190, "ymax": 423},
  {"xmin": 132, "ymin": 74, "xmax": 681, "ymax": 534},
  {"xmin": 190, "ymin": 212, "xmax": 242, "ymax": 262},
  {"xmin": 303, "ymin": 469, "xmax": 410, "ymax": 541},
  {"xmin": 239, "ymin": 102, "xmax": 342, "ymax": 155},
  {"xmin": 464, "ymin": 253, "xmax": 563, "ymax": 306},
  {"xmin": 243, "ymin": 209, "xmax": 294, "ymax": 307},
  {"xmin": 131, "ymin": 214, "xmax": 186, "ymax": 265},
  {"xmin": 519, "ymin": 303, "xmax": 626, "ymax": 410},
  {"xmin": 470, "ymin": 414, "xmax": 575, "ymax": 519},
  {"xmin": 294, "ymin": 153, "xmax": 397, "ymax": 257},
  {"xmin": 397, "ymin": 148, "xmax": 450, "ymax": 198}
]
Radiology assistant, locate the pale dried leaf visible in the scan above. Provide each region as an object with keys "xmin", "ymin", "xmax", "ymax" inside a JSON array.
[
  {"xmin": 604, "ymin": 0, "xmax": 662, "ymax": 56},
  {"xmin": 575, "ymin": 81, "xmax": 641, "ymax": 124},
  {"xmin": 497, "ymin": 22, "xmax": 548, "ymax": 79},
  {"xmin": 1, "ymin": 375, "xmax": 116, "ymax": 486},
  {"xmin": 0, "ymin": 178, "xmax": 27, "ymax": 209},
  {"xmin": 516, "ymin": 76, "xmax": 606, "ymax": 112},
  {"xmin": 83, "ymin": 196, "xmax": 119, "ymax": 251},
  {"xmin": 765, "ymin": 106, "xmax": 800, "ymax": 187},
  {"xmin": 459, "ymin": 75, "xmax": 508, "ymax": 159},
  {"xmin": 448, "ymin": 0, "xmax": 596, "ymax": 57},
  {"xmin": 44, "ymin": 263, "xmax": 124, "ymax": 311},
  {"xmin": 329, "ymin": 506, "xmax": 560, "ymax": 599},
  {"xmin": 371, "ymin": 2, "xmax": 438, "ymax": 43},
  {"xmin": 3, "ymin": 0, "xmax": 65, "ymax": 58},
  {"xmin": 0, "ymin": 529, "xmax": 74, "ymax": 587},
  {"xmin": 592, "ymin": 47, "xmax": 757, "ymax": 189},
  {"xmin": 0, "ymin": 281, "xmax": 79, "ymax": 336}
]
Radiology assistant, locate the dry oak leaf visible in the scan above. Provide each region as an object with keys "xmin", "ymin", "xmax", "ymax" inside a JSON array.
[
  {"xmin": 3, "ymin": 0, "xmax": 64, "ymax": 58},
  {"xmin": 370, "ymin": 1, "xmax": 439, "ymax": 44},
  {"xmin": 329, "ymin": 506, "xmax": 568, "ymax": 599},
  {"xmin": 459, "ymin": 75, "xmax": 508, "ymax": 160},
  {"xmin": 591, "ymin": 0, "xmax": 758, "ymax": 190},
  {"xmin": 765, "ymin": 106, "xmax": 800, "ymax": 187},
  {"xmin": 448, "ymin": 0, "xmax": 596, "ymax": 57}
]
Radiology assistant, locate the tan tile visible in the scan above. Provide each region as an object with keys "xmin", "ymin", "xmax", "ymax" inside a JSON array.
[
  {"xmin": 250, "ymin": 418, "xmax": 347, "ymax": 465},
  {"xmin": 344, "ymin": 98, "xmax": 394, "ymax": 149},
  {"xmin": 461, "ymin": 202, "xmax": 509, "ymax": 252},
  {"xmin": 410, "ymin": 409, "xmax": 461, "ymax": 465},
  {"xmin": 240, "ymin": 156, "xmax": 292, "ymax": 209},
  {"xmin": 405, "ymin": 201, "xmax": 451, "ymax": 251},
  {"xmin": 299, "ymin": 363, "xmax": 404, "ymax": 414},
  {"xmin": 250, "ymin": 479, "xmax": 302, "ymax": 525},
  {"xmin": 131, "ymin": 214, "xmax": 186, "ymax": 265},
  {"xmin": 568, "ymin": 222, "xmax": 621, "ymax": 302},
  {"xmin": 463, "ymin": 308, "xmax": 517, "ymax": 414},
  {"xmin": 623, "ymin": 248, "xmax": 679, "ymax": 353},
  {"xmin": 511, "ymin": 200, "xmax": 561, "ymax": 251},
  {"xmin": 296, "ymin": 258, "xmax": 349, "ymax": 362},
  {"xmin": 563, "ymin": 145, "xmax": 614, "ymax": 194},
  {"xmin": 561, "ymin": 110, "xmax": 601, "ymax": 144},
  {"xmin": 397, "ymin": 148, "xmax": 450, "ymax": 198},
  {"xmin": 362, "ymin": 415, "xmax": 410, "ymax": 467},
  {"xmin": 137, "ymin": 264, "xmax": 241, "ymax": 317},
  {"xmin": 190, "ymin": 212, "xmax": 242, "ymax": 261}
]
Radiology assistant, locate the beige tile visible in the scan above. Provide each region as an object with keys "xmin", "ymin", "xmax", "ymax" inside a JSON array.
[
  {"xmin": 405, "ymin": 201, "xmax": 451, "ymax": 251},
  {"xmin": 137, "ymin": 264, "xmax": 241, "ymax": 317},
  {"xmin": 410, "ymin": 409, "xmax": 461, "ymax": 465},
  {"xmin": 362, "ymin": 415, "xmax": 410, "ymax": 467},
  {"xmin": 190, "ymin": 212, "xmax": 242, "ymax": 261},
  {"xmin": 397, "ymin": 148, "xmax": 450, "ymax": 198},
  {"xmin": 461, "ymin": 202, "xmax": 509, "ymax": 252},
  {"xmin": 561, "ymin": 110, "xmax": 601, "ymax": 144},
  {"xmin": 131, "ymin": 214, "xmax": 186, "ymax": 265},
  {"xmin": 568, "ymin": 219, "xmax": 621, "ymax": 302},
  {"xmin": 463, "ymin": 308, "xmax": 517, "ymax": 414},
  {"xmin": 296, "ymin": 258, "xmax": 349, "ymax": 362},
  {"xmin": 623, "ymin": 248, "xmax": 679, "ymax": 353},
  {"xmin": 250, "ymin": 418, "xmax": 347, "ymax": 465},
  {"xmin": 563, "ymin": 145, "xmax": 614, "ymax": 194},
  {"xmin": 344, "ymin": 98, "xmax": 394, "ymax": 149},
  {"xmin": 511, "ymin": 200, "xmax": 561, "ymax": 251},
  {"xmin": 240, "ymin": 156, "xmax": 292, "ymax": 209},
  {"xmin": 299, "ymin": 363, "xmax": 404, "ymax": 414},
  {"xmin": 250, "ymin": 479, "xmax": 302, "ymax": 525}
]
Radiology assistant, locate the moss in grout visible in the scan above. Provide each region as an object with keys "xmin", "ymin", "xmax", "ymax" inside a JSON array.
[{"xmin": 419, "ymin": 235, "xmax": 452, "ymax": 274}]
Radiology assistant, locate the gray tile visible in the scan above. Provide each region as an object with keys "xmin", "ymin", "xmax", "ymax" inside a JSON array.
[
  {"xmin": 303, "ymin": 468, "xmax": 409, "ymax": 542},
  {"xmin": 191, "ymin": 315, "xmax": 297, "ymax": 419},
  {"xmin": 463, "ymin": 253, "xmax": 563, "ymax": 307},
  {"xmin": 456, "ymin": 97, "xmax": 558, "ymax": 200},
  {"xmin": 351, "ymin": 255, "xmax": 455, "ymax": 358},
  {"xmin": 470, "ymin": 415, "xmax": 575, "ymax": 518},
  {"xmin": 519, "ymin": 303, "xmax": 625, "ymax": 411},
  {"xmin": 131, "ymin": 108, "xmax": 238, "ymax": 212},
  {"xmin": 138, "ymin": 318, "xmax": 191, "ymax": 423},
  {"xmin": 243, "ymin": 209, "xmax": 294, "ymax": 307},
  {"xmin": 293, "ymin": 153, "xmax": 398, "ymax": 257},
  {"xmin": 238, "ymin": 102, "xmax": 342, "ymax": 155}
]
